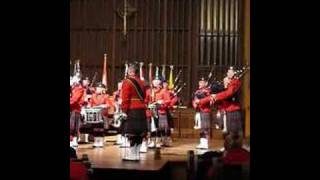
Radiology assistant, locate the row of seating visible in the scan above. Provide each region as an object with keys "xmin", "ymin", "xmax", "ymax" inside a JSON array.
[
  {"xmin": 70, "ymin": 147, "xmax": 91, "ymax": 180},
  {"xmin": 187, "ymin": 133, "xmax": 250, "ymax": 180}
]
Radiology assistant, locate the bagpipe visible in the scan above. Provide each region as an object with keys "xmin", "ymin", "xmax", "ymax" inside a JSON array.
[
  {"xmin": 234, "ymin": 64, "xmax": 250, "ymax": 80},
  {"xmin": 206, "ymin": 63, "xmax": 228, "ymax": 94},
  {"xmin": 209, "ymin": 81, "xmax": 225, "ymax": 94},
  {"xmin": 173, "ymin": 69, "xmax": 183, "ymax": 88},
  {"xmin": 146, "ymin": 63, "xmax": 186, "ymax": 131},
  {"xmin": 208, "ymin": 64, "xmax": 250, "ymax": 94},
  {"xmin": 193, "ymin": 90, "xmax": 210, "ymax": 100},
  {"xmin": 193, "ymin": 63, "xmax": 217, "ymax": 99},
  {"xmin": 89, "ymin": 72, "xmax": 98, "ymax": 89},
  {"xmin": 193, "ymin": 64, "xmax": 250, "ymax": 130},
  {"xmin": 172, "ymin": 68, "xmax": 186, "ymax": 97},
  {"xmin": 173, "ymin": 82, "xmax": 187, "ymax": 96}
]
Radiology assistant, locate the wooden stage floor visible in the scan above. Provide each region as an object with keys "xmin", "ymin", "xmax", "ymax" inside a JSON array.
[
  {"xmin": 75, "ymin": 136, "xmax": 249, "ymax": 179},
  {"xmin": 76, "ymin": 136, "xmax": 249, "ymax": 170}
]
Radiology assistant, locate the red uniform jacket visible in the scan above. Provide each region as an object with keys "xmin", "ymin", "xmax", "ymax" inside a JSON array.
[
  {"xmin": 216, "ymin": 79, "xmax": 241, "ymax": 112},
  {"xmin": 70, "ymin": 85, "xmax": 85, "ymax": 113},
  {"xmin": 200, "ymin": 79, "xmax": 241, "ymax": 112},
  {"xmin": 90, "ymin": 93, "xmax": 111, "ymax": 107},
  {"xmin": 90, "ymin": 93, "xmax": 112, "ymax": 117},
  {"xmin": 70, "ymin": 160, "xmax": 89, "ymax": 180},
  {"xmin": 145, "ymin": 88, "xmax": 171, "ymax": 116},
  {"xmin": 192, "ymin": 87, "xmax": 212, "ymax": 113},
  {"xmin": 223, "ymin": 148, "xmax": 250, "ymax": 165},
  {"xmin": 167, "ymin": 89, "xmax": 179, "ymax": 108},
  {"xmin": 121, "ymin": 76, "xmax": 146, "ymax": 113}
]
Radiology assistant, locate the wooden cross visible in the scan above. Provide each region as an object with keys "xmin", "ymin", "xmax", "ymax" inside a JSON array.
[{"xmin": 116, "ymin": 0, "xmax": 137, "ymax": 40}]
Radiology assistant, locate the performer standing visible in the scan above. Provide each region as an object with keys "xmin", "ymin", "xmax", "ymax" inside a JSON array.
[
  {"xmin": 120, "ymin": 63, "xmax": 147, "ymax": 161},
  {"xmin": 161, "ymin": 80, "xmax": 176, "ymax": 146},
  {"xmin": 209, "ymin": 67, "xmax": 242, "ymax": 137},
  {"xmin": 70, "ymin": 76, "xmax": 85, "ymax": 148},
  {"xmin": 145, "ymin": 77, "xmax": 171, "ymax": 148},
  {"xmin": 78, "ymin": 77, "xmax": 93, "ymax": 143},
  {"xmin": 201, "ymin": 67, "xmax": 243, "ymax": 152},
  {"xmin": 145, "ymin": 80, "xmax": 158, "ymax": 149},
  {"xmin": 192, "ymin": 77, "xmax": 212, "ymax": 149},
  {"xmin": 90, "ymin": 83, "xmax": 112, "ymax": 148}
]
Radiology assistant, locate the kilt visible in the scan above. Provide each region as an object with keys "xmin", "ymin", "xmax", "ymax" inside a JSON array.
[
  {"xmin": 167, "ymin": 111, "xmax": 174, "ymax": 128},
  {"xmin": 123, "ymin": 109, "xmax": 148, "ymax": 136},
  {"xmin": 158, "ymin": 114, "xmax": 169, "ymax": 130},
  {"xmin": 119, "ymin": 118, "xmax": 126, "ymax": 134},
  {"xmin": 226, "ymin": 110, "xmax": 242, "ymax": 134},
  {"xmin": 70, "ymin": 111, "xmax": 81, "ymax": 136},
  {"xmin": 200, "ymin": 112, "xmax": 211, "ymax": 129},
  {"xmin": 147, "ymin": 117, "xmax": 152, "ymax": 132}
]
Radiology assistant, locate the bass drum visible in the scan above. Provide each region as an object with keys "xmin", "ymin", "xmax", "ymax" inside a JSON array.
[{"xmin": 82, "ymin": 107, "xmax": 104, "ymax": 124}]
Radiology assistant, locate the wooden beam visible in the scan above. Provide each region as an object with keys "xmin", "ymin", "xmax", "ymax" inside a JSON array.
[
  {"xmin": 192, "ymin": 0, "xmax": 200, "ymax": 103},
  {"xmin": 151, "ymin": 0, "xmax": 155, "ymax": 64},
  {"xmin": 189, "ymin": 0, "xmax": 195, "ymax": 104},
  {"xmin": 163, "ymin": 0, "xmax": 167, "ymax": 65},
  {"xmin": 112, "ymin": 0, "xmax": 117, "ymax": 90},
  {"xmin": 145, "ymin": 0, "xmax": 149, "ymax": 64},
  {"xmin": 169, "ymin": 0, "xmax": 174, "ymax": 65},
  {"xmin": 242, "ymin": 0, "xmax": 250, "ymax": 138},
  {"xmin": 134, "ymin": 0, "xmax": 138, "ymax": 60}
]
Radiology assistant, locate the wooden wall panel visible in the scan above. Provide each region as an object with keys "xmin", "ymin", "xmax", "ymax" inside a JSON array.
[
  {"xmin": 70, "ymin": 0, "xmax": 243, "ymax": 106},
  {"xmin": 70, "ymin": 0, "xmax": 247, "ymax": 138}
]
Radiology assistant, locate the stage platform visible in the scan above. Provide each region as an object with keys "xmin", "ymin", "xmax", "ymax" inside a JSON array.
[{"xmin": 75, "ymin": 136, "xmax": 249, "ymax": 179}]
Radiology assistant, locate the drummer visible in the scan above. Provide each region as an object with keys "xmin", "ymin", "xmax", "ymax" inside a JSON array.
[
  {"xmin": 89, "ymin": 82, "xmax": 112, "ymax": 147},
  {"xmin": 90, "ymin": 83, "xmax": 112, "ymax": 108}
]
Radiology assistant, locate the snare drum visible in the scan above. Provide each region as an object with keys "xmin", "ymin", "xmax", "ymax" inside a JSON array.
[{"xmin": 82, "ymin": 107, "xmax": 104, "ymax": 124}]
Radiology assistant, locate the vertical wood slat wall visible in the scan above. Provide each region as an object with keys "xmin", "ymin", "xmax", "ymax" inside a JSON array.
[
  {"xmin": 70, "ymin": 0, "xmax": 243, "ymax": 106},
  {"xmin": 198, "ymin": 0, "xmax": 242, "ymax": 88}
]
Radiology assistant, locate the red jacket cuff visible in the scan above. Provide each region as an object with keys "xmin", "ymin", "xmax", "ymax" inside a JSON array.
[{"xmin": 199, "ymin": 96, "xmax": 213, "ymax": 105}]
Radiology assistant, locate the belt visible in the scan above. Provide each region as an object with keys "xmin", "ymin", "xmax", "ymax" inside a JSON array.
[{"xmin": 130, "ymin": 98, "xmax": 143, "ymax": 101}]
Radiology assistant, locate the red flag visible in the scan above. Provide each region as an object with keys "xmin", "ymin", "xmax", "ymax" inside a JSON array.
[{"xmin": 102, "ymin": 53, "xmax": 108, "ymax": 88}]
